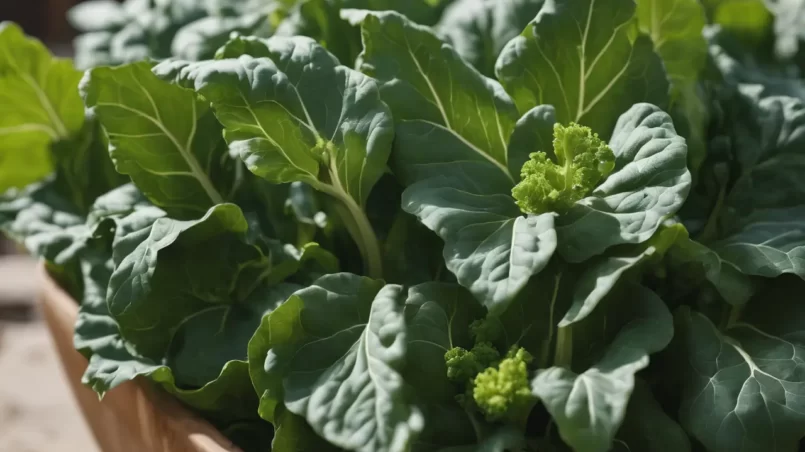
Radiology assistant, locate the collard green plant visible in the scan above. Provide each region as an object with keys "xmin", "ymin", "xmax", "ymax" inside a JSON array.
[{"xmin": 5, "ymin": 0, "xmax": 805, "ymax": 451}]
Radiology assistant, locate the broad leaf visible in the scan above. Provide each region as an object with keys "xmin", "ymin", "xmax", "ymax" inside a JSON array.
[
  {"xmin": 0, "ymin": 22, "xmax": 85, "ymax": 192},
  {"xmin": 258, "ymin": 273, "xmax": 424, "ymax": 452},
  {"xmin": 556, "ymin": 103, "xmax": 691, "ymax": 262},
  {"xmin": 674, "ymin": 278, "xmax": 805, "ymax": 451},
  {"xmin": 635, "ymin": 0, "xmax": 709, "ymax": 171},
  {"xmin": 81, "ymin": 62, "xmax": 232, "ymax": 216},
  {"xmin": 155, "ymin": 37, "xmax": 393, "ymax": 207},
  {"xmin": 347, "ymin": 10, "xmax": 556, "ymax": 312},
  {"xmin": 532, "ymin": 284, "xmax": 674, "ymax": 452},
  {"xmin": 560, "ymin": 223, "xmax": 684, "ymax": 326},
  {"xmin": 436, "ymin": 0, "xmax": 545, "ymax": 77},
  {"xmin": 495, "ymin": 0, "xmax": 669, "ymax": 136},
  {"xmin": 171, "ymin": 14, "xmax": 268, "ymax": 61},
  {"xmin": 345, "ymin": 9, "xmax": 519, "ymax": 178}
]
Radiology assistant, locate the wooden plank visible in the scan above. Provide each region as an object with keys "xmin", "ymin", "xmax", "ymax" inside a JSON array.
[{"xmin": 37, "ymin": 262, "xmax": 243, "ymax": 452}]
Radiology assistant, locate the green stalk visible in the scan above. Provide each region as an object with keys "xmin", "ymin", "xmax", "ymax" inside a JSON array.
[
  {"xmin": 553, "ymin": 326, "xmax": 573, "ymax": 369},
  {"xmin": 317, "ymin": 159, "xmax": 383, "ymax": 279}
]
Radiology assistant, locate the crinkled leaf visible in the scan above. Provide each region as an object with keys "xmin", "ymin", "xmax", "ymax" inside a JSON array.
[
  {"xmin": 0, "ymin": 23, "xmax": 85, "ymax": 192},
  {"xmin": 436, "ymin": 0, "xmax": 545, "ymax": 77},
  {"xmin": 674, "ymin": 278, "xmax": 805, "ymax": 451},
  {"xmin": 81, "ymin": 62, "xmax": 232, "ymax": 216},
  {"xmin": 258, "ymin": 273, "xmax": 424, "ymax": 452},
  {"xmin": 495, "ymin": 0, "xmax": 669, "ymax": 136},
  {"xmin": 556, "ymin": 103, "xmax": 691, "ymax": 262},
  {"xmin": 155, "ymin": 37, "xmax": 393, "ymax": 207},
  {"xmin": 67, "ymin": 0, "xmax": 127, "ymax": 32},
  {"xmin": 346, "ymin": 9, "xmax": 519, "ymax": 178},
  {"xmin": 532, "ymin": 284, "xmax": 674, "ymax": 452}
]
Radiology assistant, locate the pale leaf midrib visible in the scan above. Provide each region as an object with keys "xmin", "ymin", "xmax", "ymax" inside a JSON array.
[{"xmin": 95, "ymin": 100, "xmax": 223, "ymax": 205}]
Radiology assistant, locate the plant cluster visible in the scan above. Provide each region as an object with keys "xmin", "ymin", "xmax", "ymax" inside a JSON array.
[{"xmin": 2, "ymin": 0, "xmax": 805, "ymax": 451}]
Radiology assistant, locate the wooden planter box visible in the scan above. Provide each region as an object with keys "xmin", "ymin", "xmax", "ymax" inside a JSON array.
[{"xmin": 37, "ymin": 263, "xmax": 243, "ymax": 452}]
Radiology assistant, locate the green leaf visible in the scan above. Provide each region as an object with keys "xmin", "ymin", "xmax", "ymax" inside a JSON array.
[
  {"xmin": 0, "ymin": 22, "xmax": 85, "ymax": 192},
  {"xmin": 171, "ymin": 14, "xmax": 268, "ymax": 62},
  {"xmin": 765, "ymin": 0, "xmax": 805, "ymax": 58},
  {"xmin": 636, "ymin": 0, "xmax": 707, "ymax": 84},
  {"xmin": 495, "ymin": 0, "xmax": 669, "ymax": 136},
  {"xmin": 613, "ymin": 380, "xmax": 692, "ymax": 452},
  {"xmin": 556, "ymin": 103, "xmax": 691, "ymax": 262},
  {"xmin": 560, "ymin": 223, "xmax": 684, "ymax": 326},
  {"xmin": 0, "ymin": 177, "xmax": 88, "ymax": 264},
  {"xmin": 401, "ymin": 169, "xmax": 557, "ymax": 315},
  {"xmin": 674, "ymin": 278, "xmax": 805, "ymax": 452},
  {"xmin": 437, "ymin": 426, "xmax": 526, "ymax": 452},
  {"xmin": 347, "ymin": 10, "xmax": 556, "ymax": 312},
  {"xmin": 258, "ymin": 273, "xmax": 424, "ymax": 452},
  {"xmin": 436, "ymin": 0, "xmax": 545, "ymax": 77},
  {"xmin": 346, "ymin": 9, "xmax": 519, "ymax": 179},
  {"xmin": 81, "ymin": 61, "xmax": 232, "ymax": 216},
  {"xmin": 532, "ymin": 284, "xmax": 674, "ymax": 452},
  {"xmin": 635, "ymin": 0, "xmax": 708, "ymax": 172},
  {"xmin": 156, "ymin": 36, "xmax": 393, "ymax": 278}
]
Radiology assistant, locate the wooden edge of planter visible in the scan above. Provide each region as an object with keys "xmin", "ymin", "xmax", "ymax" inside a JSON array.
[{"xmin": 36, "ymin": 262, "xmax": 243, "ymax": 452}]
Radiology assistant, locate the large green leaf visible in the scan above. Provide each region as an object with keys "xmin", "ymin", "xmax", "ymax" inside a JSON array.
[
  {"xmin": 495, "ymin": 0, "xmax": 669, "ymax": 136},
  {"xmin": 346, "ymin": 10, "xmax": 556, "ymax": 313},
  {"xmin": 171, "ymin": 14, "xmax": 268, "ymax": 61},
  {"xmin": 532, "ymin": 284, "xmax": 674, "ymax": 452},
  {"xmin": 685, "ymin": 94, "xmax": 805, "ymax": 290},
  {"xmin": 345, "ymin": 9, "xmax": 519, "ymax": 178},
  {"xmin": 674, "ymin": 278, "xmax": 805, "ymax": 451},
  {"xmin": 81, "ymin": 61, "xmax": 232, "ymax": 216},
  {"xmin": 556, "ymin": 103, "xmax": 691, "ymax": 262},
  {"xmin": 0, "ymin": 22, "xmax": 85, "ymax": 192},
  {"xmin": 436, "ymin": 0, "xmax": 545, "ymax": 77},
  {"xmin": 257, "ymin": 273, "xmax": 424, "ymax": 452},
  {"xmin": 635, "ymin": 0, "xmax": 709, "ymax": 171},
  {"xmin": 156, "ymin": 37, "xmax": 392, "ymax": 277}
]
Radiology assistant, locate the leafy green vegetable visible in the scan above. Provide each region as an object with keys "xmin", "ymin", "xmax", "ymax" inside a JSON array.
[
  {"xmin": 495, "ymin": 0, "xmax": 669, "ymax": 135},
  {"xmin": 7, "ymin": 1, "xmax": 805, "ymax": 451}
]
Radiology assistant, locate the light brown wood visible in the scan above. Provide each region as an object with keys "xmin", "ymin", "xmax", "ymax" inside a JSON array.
[{"xmin": 36, "ymin": 262, "xmax": 243, "ymax": 452}]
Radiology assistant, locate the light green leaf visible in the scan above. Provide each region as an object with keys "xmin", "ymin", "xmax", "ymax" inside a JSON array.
[
  {"xmin": 495, "ymin": 0, "xmax": 669, "ymax": 136},
  {"xmin": 171, "ymin": 14, "xmax": 268, "ymax": 61},
  {"xmin": 532, "ymin": 284, "xmax": 674, "ymax": 452},
  {"xmin": 346, "ymin": 9, "xmax": 519, "ymax": 179},
  {"xmin": 436, "ymin": 0, "xmax": 545, "ymax": 77},
  {"xmin": 674, "ymin": 278, "xmax": 805, "ymax": 452},
  {"xmin": 0, "ymin": 22, "xmax": 85, "ymax": 192},
  {"xmin": 636, "ymin": 0, "xmax": 708, "ymax": 172},
  {"xmin": 556, "ymin": 103, "xmax": 691, "ymax": 262},
  {"xmin": 259, "ymin": 273, "xmax": 424, "ymax": 452},
  {"xmin": 81, "ymin": 61, "xmax": 232, "ymax": 216},
  {"xmin": 636, "ymin": 0, "xmax": 707, "ymax": 84}
]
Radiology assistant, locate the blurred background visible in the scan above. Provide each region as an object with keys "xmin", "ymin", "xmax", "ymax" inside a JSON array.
[{"xmin": 0, "ymin": 4, "xmax": 99, "ymax": 451}]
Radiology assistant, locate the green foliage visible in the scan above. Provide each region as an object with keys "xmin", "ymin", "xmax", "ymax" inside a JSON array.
[
  {"xmin": 512, "ymin": 123, "xmax": 615, "ymax": 215},
  {"xmin": 6, "ymin": 1, "xmax": 805, "ymax": 451}
]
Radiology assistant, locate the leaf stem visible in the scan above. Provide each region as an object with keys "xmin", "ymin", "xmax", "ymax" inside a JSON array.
[
  {"xmin": 553, "ymin": 326, "xmax": 573, "ymax": 369},
  {"xmin": 317, "ymin": 180, "xmax": 383, "ymax": 279}
]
